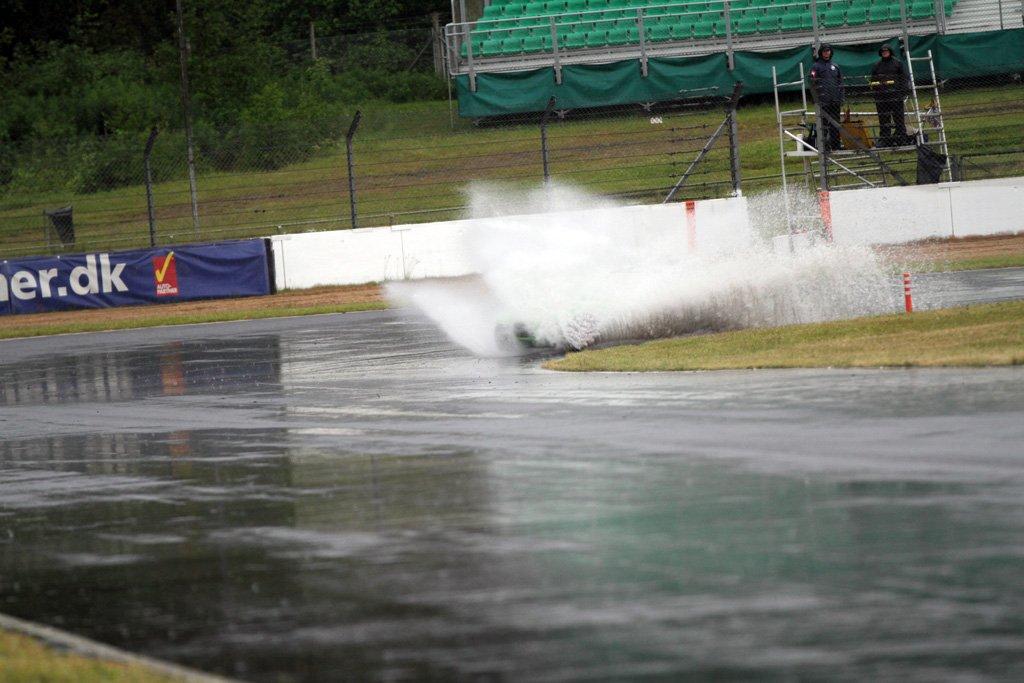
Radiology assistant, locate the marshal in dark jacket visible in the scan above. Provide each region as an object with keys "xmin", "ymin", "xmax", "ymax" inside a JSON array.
[
  {"xmin": 870, "ymin": 43, "xmax": 909, "ymax": 103},
  {"xmin": 871, "ymin": 43, "xmax": 910, "ymax": 146},
  {"xmin": 809, "ymin": 43, "xmax": 844, "ymax": 104}
]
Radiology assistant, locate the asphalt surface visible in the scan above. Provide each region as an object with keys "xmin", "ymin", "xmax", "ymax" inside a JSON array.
[{"xmin": 1, "ymin": 268, "xmax": 1023, "ymax": 681}]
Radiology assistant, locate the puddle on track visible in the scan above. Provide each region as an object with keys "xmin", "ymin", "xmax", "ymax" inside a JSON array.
[{"xmin": 1, "ymin": 306, "xmax": 1024, "ymax": 681}]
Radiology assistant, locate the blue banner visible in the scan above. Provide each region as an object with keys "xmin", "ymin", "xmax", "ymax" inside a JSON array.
[{"xmin": 0, "ymin": 239, "xmax": 271, "ymax": 316}]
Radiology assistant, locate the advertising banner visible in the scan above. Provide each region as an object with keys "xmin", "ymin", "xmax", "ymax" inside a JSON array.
[{"xmin": 0, "ymin": 239, "xmax": 271, "ymax": 316}]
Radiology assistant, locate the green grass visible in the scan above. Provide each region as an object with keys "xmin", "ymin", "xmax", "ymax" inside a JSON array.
[
  {"xmin": 3, "ymin": 84, "xmax": 1020, "ymax": 259},
  {"xmin": 545, "ymin": 300, "xmax": 1024, "ymax": 372},
  {"xmin": 910, "ymin": 253, "xmax": 1024, "ymax": 272},
  {"xmin": 0, "ymin": 301, "xmax": 387, "ymax": 340},
  {"xmin": 0, "ymin": 629, "xmax": 180, "ymax": 682}
]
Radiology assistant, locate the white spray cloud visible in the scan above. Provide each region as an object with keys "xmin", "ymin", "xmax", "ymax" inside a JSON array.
[{"xmin": 388, "ymin": 183, "xmax": 899, "ymax": 356}]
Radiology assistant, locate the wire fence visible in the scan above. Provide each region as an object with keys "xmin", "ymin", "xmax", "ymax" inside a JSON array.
[{"xmin": 1, "ymin": 25, "xmax": 1022, "ymax": 258}]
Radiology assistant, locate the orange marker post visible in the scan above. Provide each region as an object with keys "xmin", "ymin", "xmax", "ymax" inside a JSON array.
[{"xmin": 903, "ymin": 272, "xmax": 913, "ymax": 313}]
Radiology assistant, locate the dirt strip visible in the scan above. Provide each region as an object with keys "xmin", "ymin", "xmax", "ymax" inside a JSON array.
[
  {"xmin": 888, "ymin": 232, "xmax": 1024, "ymax": 263},
  {"xmin": 1, "ymin": 283, "xmax": 384, "ymax": 332}
]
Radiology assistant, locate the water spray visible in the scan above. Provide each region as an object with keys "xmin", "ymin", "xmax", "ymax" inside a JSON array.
[{"xmin": 389, "ymin": 183, "xmax": 901, "ymax": 356}]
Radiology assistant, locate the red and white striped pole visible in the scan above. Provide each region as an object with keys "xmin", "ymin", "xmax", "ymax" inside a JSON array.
[
  {"xmin": 685, "ymin": 200, "xmax": 697, "ymax": 251},
  {"xmin": 903, "ymin": 272, "xmax": 913, "ymax": 313},
  {"xmin": 817, "ymin": 190, "xmax": 834, "ymax": 242}
]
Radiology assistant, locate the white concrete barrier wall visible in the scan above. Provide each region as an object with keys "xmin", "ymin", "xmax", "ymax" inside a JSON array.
[
  {"xmin": 270, "ymin": 197, "xmax": 752, "ymax": 290},
  {"xmin": 830, "ymin": 177, "xmax": 1023, "ymax": 245},
  {"xmin": 269, "ymin": 177, "xmax": 1021, "ymax": 290}
]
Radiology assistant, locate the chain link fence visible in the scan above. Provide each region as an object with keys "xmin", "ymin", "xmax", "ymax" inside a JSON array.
[{"xmin": 1, "ymin": 15, "xmax": 1022, "ymax": 259}]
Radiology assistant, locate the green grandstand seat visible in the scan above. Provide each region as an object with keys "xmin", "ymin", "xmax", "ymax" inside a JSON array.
[
  {"xmin": 564, "ymin": 30, "xmax": 588, "ymax": 48},
  {"xmin": 586, "ymin": 30, "xmax": 608, "ymax": 46},
  {"xmin": 693, "ymin": 18, "xmax": 715, "ymax": 37},
  {"xmin": 868, "ymin": 5, "xmax": 891, "ymax": 21},
  {"xmin": 504, "ymin": 3, "xmax": 528, "ymax": 15},
  {"xmin": 911, "ymin": 1, "xmax": 935, "ymax": 18},
  {"xmin": 648, "ymin": 22, "xmax": 673, "ymax": 40},
  {"xmin": 522, "ymin": 34, "xmax": 543, "ymax": 51},
  {"xmin": 734, "ymin": 15, "xmax": 759, "ymax": 33},
  {"xmin": 849, "ymin": 0, "xmax": 871, "ymax": 9},
  {"xmin": 601, "ymin": 8, "xmax": 632, "ymax": 21},
  {"xmin": 524, "ymin": 1, "xmax": 547, "ymax": 15},
  {"xmin": 567, "ymin": 0, "xmax": 588, "ymax": 10},
  {"xmin": 758, "ymin": 15, "xmax": 780, "ymax": 32},
  {"xmin": 480, "ymin": 38, "xmax": 504, "ymax": 56},
  {"xmin": 460, "ymin": 34, "xmax": 485, "ymax": 58},
  {"xmin": 846, "ymin": 6, "xmax": 868, "ymax": 23},
  {"xmin": 607, "ymin": 25, "xmax": 630, "ymax": 43},
  {"xmin": 780, "ymin": 12, "xmax": 803, "ymax": 30},
  {"xmin": 670, "ymin": 21, "xmax": 694, "ymax": 38},
  {"xmin": 822, "ymin": 8, "xmax": 846, "ymax": 26},
  {"xmin": 945, "ymin": 0, "xmax": 954, "ymax": 15}
]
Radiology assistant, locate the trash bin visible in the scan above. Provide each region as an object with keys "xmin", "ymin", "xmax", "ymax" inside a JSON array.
[{"xmin": 44, "ymin": 206, "xmax": 75, "ymax": 246}]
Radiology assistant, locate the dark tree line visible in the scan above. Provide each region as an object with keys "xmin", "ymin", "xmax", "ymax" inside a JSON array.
[{"xmin": 1, "ymin": 0, "xmax": 452, "ymax": 143}]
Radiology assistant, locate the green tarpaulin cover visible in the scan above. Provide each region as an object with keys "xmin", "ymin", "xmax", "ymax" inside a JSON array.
[{"xmin": 456, "ymin": 29, "xmax": 1024, "ymax": 118}]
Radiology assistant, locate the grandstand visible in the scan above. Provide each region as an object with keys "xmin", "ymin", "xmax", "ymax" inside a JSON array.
[
  {"xmin": 445, "ymin": 0, "xmax": 1023, "ymax": 116},
  {"xmin": 459, "ymin": 0, "xmax": 956, "ymax": 59}
]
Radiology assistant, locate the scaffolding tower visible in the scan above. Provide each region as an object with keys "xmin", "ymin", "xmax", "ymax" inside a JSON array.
[{"xmin": 772, "ymin": 47, "xmax": 951, "ymax": 235}]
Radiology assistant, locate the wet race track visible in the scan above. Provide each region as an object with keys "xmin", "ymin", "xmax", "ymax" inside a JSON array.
[{"xmin": 2, "ymin": 269, "xmax": 1024, "ymax": 681}]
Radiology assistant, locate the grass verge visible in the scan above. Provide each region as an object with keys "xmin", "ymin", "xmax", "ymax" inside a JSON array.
[
  {"xmin": 0, "ymin": 629, "xmax": 179, "ymax": 682},
  {"xmin": 918, "ymin": 253, "xmax": 1024, "ymax": 272},
  {"xmin": 545, "ymin": 300, "xmax": 1024, "ymax": 372},
  {"xmin": 0, "ymin": 301, "xmax": 387, "ymax": 340}
]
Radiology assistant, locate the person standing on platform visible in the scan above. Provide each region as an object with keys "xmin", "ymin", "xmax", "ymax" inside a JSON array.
[
  {"xmin": 810, "ymin": 43, "xmax": 844, "ymax": 152},
  {"xmin": 870, "ymin": 43, "xmax": 909, "ymax": 147}
]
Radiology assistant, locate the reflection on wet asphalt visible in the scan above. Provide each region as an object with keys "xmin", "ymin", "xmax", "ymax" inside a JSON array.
[{"xmin": 2, "ymin": 304, "xmax": 1024, "ymax": 681}]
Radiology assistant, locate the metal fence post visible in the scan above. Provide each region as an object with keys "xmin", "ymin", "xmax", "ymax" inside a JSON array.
[
  {"xmin": 346, "ymin": 110, "xmax": 362, "ymax": 229},
  {"xmin": 549, "ymin": 18, "xmax": 563, "ymax": 84},
  {"xmin": 143, "ymin": 127, "xmax": 159, "ymax": 247},
  {"xmin": 724, "ymin": 0, "xmax": 735, "ymax": 70},
  {"xmin": 933, "ymin": 0, "xmax": 946, "ymax": 33},
  {"xmin": 726, "ymin": 84, "xmax": 743, "ymax": 196},
  {"xmin": 466, "ymin": 24, "xmax": 477, "ymax": 92},
  {"xmin": 175, "ymin": 0, "xmax": 200, "ymax": 238},
  {"xmin": 811, "ymin": 0, "xmax": 820, "ymax": 48},
  {"xmin": 637, "ymin": 10, "xmax": 648, "ymax": 77},
  {"xmin": 540, "ymin": 97, "xmax": 556, "ymax": 183},
  {"xmin": 898, "ymin": 0, "xmax": 910, "ymax": 51}
]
